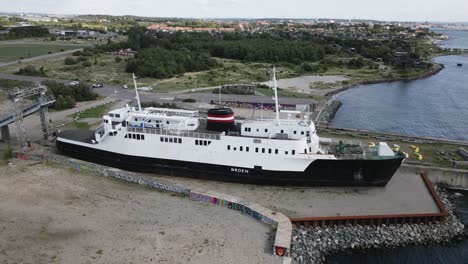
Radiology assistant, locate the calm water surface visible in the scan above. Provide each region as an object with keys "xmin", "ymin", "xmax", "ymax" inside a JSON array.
[
  {"xmin": 331, "ymin": 55, "xmax": 468, "ymax": 141},
  {"xmin": 432, "ymin": 28, "xmax": 468, "ymax": 49},
  {"xmin": 327, "ymin": 29, "xmax": 468, "ymax": 264}
]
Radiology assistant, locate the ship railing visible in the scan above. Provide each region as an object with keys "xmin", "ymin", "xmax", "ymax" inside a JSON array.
[
  {"xmin": 126, "ymin": 127, "xmax": 221, "ymax": 140},
  {"xmin": 334, "ymin": 149, "xmax": 382, "ymax": 160},
  {"xmin": 335, "ymin": 154, "xmax": 366, "ymax": 160}
]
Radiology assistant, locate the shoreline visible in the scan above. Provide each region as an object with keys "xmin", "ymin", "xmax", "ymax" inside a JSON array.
[
  {"xmin": 324, "ymin": 63, "xmax": 445, "ymax": 97},
  {"xmin": 317, "ymin": 62, "xmax": 445, "ymax": 125}
]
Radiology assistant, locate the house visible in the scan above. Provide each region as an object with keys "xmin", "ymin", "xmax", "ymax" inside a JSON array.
[
  {"xmin": 16, "ymin": 22, "xmax": 32, "ymax": 27},
  {"xmin": 115, "ymin": 48, "xmax": 137, "ymax": 57}
]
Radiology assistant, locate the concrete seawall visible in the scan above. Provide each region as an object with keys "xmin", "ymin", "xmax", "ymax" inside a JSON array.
[{"xmin": 405, "ymin": 164, "xmax": 468, "ymax": 189}]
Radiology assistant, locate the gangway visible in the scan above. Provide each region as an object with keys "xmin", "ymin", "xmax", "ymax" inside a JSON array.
[{"xmin": 0, "ymin": 85, "xmax": 56, "ymax": 148}]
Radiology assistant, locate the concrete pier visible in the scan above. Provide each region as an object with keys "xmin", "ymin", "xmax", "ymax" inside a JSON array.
[
  {"xmin": 0, "ymin": 125, "xmax": 10, "ymax": 142},
  {"xmin": 39, "ymin": 108, "xmax": 49, "ymax": 139}
]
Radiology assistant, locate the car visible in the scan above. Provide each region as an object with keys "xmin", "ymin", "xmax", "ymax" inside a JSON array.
[
  {"xmin": 138, "ymin": 86, "xmax": 153, "ymax": 91},
  {"xmin": 122, "ymin": 84, "xmax": 128, "ymax": 89},
  {"xmin": 92, "ymin": 83, "xmax": 104, "ymax": 88},
  {"xmin": 69, "ymin": 81, "xmax": 79, "ymax": 86}
]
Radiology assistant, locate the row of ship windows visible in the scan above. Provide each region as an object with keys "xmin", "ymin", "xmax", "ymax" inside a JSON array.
[
  {"xmin": 244, "ymin": 127, "xmax": 310, "ymax": 136},
  {"xmin": 134, "ymin": 118, "xmax": 170, "ymax": 124},
  {"xmin": 160, "ymin": 137, "xmax": 182, "ymax": 144},
  {"xmin": 109, "ymin": 113, "xmax": 121, "ymax": 118},
  {"xmin": 227, "ymin": 145, "xmax": 313, "ymax": 155},
  {"xmin": 195, "ymin": 139, "xmax": 212, "ymax": 146},
  {"xmin": 124, "ymin": 133, "xmax": 145, "ymax": 140}
]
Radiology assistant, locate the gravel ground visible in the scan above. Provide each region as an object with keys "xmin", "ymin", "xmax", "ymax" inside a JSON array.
[
  {"xmin": 0, "ymin": 160, "xmax": 279, "ymax": 264},
  {"xmin": 263, "ymin": 75, "xmax": 349, "ymax": 96}
]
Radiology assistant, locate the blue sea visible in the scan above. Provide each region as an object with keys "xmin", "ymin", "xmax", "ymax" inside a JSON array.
[
  {"xmin": 432, "ymin": 28, "xmax": 468, "ymax": 50},
  {"xmin": 327, "ymin": 29, "xmax": 468, "ymax": 264},
  {"xmin": 331, "ymin": 30, "xmax": 468, "ymax": 141}
]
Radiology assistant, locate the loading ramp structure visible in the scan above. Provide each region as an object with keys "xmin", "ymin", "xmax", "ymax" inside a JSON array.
[{"xmin": 0, "ymin": 85, "xmax": 55, "ymax": 146}]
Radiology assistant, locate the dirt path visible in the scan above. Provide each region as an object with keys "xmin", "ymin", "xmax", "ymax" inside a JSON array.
[{"xmin": 0, "ymin": 160, "xmax": 278, "ymax": 264}]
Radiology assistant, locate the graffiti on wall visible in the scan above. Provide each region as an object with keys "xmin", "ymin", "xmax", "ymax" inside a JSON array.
[
  {"xmin": 107, "ymin": 170, "xmax": 189, "ymax": 194},
  {"xmin": 190, "ymin": 192, "xmax": 211, "ymax": 202},
  {"xmin": 190, "ymin": 191, "xmax": 277, "ymax": 226}
]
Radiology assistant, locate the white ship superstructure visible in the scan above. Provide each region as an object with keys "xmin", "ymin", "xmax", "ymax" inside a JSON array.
[{"xmin": 57, "ymin": 70, "xmax": 405, "ymax": 186}]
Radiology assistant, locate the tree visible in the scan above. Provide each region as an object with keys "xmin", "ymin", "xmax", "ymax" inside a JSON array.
[
  {"xmin": 9, "ymin": 26, "xmax": 49, "ymax": 38},
  {"xmin": 54, "ymin": 95, "xmax": 75, "ymax": 110},
  {"xmin": 64, "ymin": 57, "xmax": 78, "ymax": 65}
]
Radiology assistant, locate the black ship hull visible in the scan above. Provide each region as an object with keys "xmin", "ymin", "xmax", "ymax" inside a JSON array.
[{"xmin": 56, "ymin": 139, "xmax": 405, "ymax": 187}]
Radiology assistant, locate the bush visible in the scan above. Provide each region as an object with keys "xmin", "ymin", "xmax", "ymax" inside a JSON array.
[
  {"xmin": 16, "ymin": 65, "xmax": 46, "ymax": 76},
  {"xmin": 347, "ymin": 58, "xmax": 365, "ymax": 68},
  {"xmin": 82, "ymin": 61, "xmax": 92, "ymax": 67},
  {"xmin": 54, "ymin": 95, "xmax": 76, "ymax": 110},
  {"xmin": 72, "ymin": 50, "xmax": 82, "ymax": 56},
  {"xmin": 301, "ymin": 63, "xmax": 313, "ymax": 72},
  {"xmin": 1, "ymin": 148, "xmax": 13, "ymax": 161},
  {"xmin": 182, "ymin": 98, "xmax": 196, "ymax": 103},
  {"xmin": 114, "ymin": 56, "xmax": 122, "ymax": 63},
  {"xmin": 64, "ymin": 57, "xmax": 78, "ymax": 65},
  {"xmin": 78, "ymin": 56, "xmax": 89, "ymax": 62}
]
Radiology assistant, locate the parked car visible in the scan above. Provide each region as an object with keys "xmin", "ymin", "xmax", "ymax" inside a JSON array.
[
  {"xmin": 122, "ymin": 84, "xmax": 128, "ymax": 89},
  {"xmin": 69, "ymin": 81, "xmax": 79, "ymax": 86},
  {"xmin": 92, "ymin": 83, "xmax": 104, "ymax": 88}
]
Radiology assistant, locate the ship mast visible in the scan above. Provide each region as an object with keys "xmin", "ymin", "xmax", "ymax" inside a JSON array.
[
  {"xmin": 132, "ymin": 73, "xmax": 142, "ymax": 112},
  {"xmin": 272, "ymin": 66, "xmax": 280, "ymax": 125}
]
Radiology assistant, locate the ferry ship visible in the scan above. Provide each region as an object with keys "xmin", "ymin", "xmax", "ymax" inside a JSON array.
[{"xmin": 56, "ymin": 69, "xmax": 406, "ymax": 186}]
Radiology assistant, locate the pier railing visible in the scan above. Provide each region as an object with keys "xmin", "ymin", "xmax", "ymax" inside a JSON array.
[{"xmin": 127, "ymin": 126, "xmax": 221, "ymax": 140}]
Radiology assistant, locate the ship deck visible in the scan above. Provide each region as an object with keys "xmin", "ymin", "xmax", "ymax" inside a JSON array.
[{"xmin": 58, "ymin": 130, "xmax": 96, "ymax": 143}]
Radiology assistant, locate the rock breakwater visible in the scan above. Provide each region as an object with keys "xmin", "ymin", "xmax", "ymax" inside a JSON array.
[{"xmin": 291, "ymin": 187, "xmax": 466, "ymax": 264}]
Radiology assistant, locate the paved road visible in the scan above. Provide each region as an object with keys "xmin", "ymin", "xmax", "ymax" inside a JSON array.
[
  {"xmin": 0, "ymin": 48, "xmax": 84, "ymax": 67},
  {"xmin": 167, "ymin": 85, "xmax": 220, "ymax": 94}
]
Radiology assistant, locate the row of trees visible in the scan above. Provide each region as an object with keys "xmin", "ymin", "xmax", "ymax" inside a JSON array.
[
  {"xmin": 7, "ymin": 26, "xmax": 50, "ymax": 38},
  {"xmin": 125, "ymin": 48, "xmax": 218, "ymax": 78}
]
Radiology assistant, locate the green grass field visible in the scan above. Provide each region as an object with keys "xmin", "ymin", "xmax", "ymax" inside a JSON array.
[
  {"xmin": 0, "ymin": 43, "xmax": 86, "ymax": 62},
  {"xmin": 74, "ymin": 103, "xmax": 113, "ymax": 119}
]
